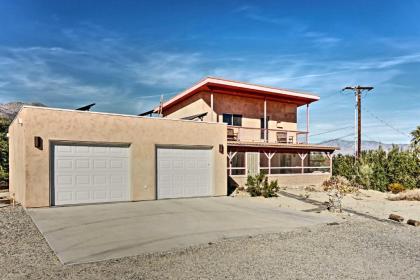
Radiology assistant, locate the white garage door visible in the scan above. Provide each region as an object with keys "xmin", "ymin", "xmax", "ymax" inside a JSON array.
[
  {"xmin": 53, "ymin": 144, "xmax": 130, "ymax": 205},
  {"xmin": 157, "ymin": 147, "xmax": 213, "ymax": 199}
]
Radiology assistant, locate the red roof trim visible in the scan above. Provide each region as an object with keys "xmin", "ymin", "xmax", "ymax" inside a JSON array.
[{"xmin": 156, "ymin": 77, "xmax": 320, "ymax": 111}]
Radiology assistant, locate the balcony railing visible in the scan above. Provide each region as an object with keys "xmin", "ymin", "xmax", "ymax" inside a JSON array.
[{"xmin": 227, "ymin": 126, "xmax": 308, "ymax": 144}]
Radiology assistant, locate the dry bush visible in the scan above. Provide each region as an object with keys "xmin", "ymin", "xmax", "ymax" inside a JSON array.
[
  {"xmin": 322, "ymin": 176, "xmax": 361, "ymax": 194},
  {"xmin": 387, "ymin": 183, "xmax": 406, "ymax": 194},
  {"xmin": 322, "ymin": 176, "xmax": 361, "ymax": 213},
  {"xmin": 388, "ymin": 189, "xmax": 420, "ymax": 201}
]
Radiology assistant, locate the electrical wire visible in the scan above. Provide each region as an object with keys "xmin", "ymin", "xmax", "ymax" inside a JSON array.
[
  {"xmin": 363, "ymin": 108, "xmax": 410, "ymax": 137},
  {"xmin": 311, "ymin": 125, "xmax": 354, "ymax": 137},
  {"xmin": 320, "ymin": 132, "xmax": 355, "ymax": 143}
]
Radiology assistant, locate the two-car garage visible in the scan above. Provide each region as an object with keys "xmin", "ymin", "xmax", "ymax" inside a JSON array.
[
  {"xmin": 53, "ymin": 143, "xmax": 213, "ymax": 205},
  {"xmin": 8, "ymin": 106, "xmax": 227, "ymax": 208}
]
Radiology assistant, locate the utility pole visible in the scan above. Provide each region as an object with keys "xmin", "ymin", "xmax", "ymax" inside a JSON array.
[{"xmin": 342, "ymin": 85, "xmax": 374, "ymax": 159}]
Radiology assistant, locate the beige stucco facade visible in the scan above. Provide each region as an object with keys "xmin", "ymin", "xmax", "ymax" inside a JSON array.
[
  {"xmin": 9, "ymin": 106, "xmax": 227, "ymax": 208},
  {"xmin": 164, "ymin": 91, "xmax": 298, "ymax": 131}
]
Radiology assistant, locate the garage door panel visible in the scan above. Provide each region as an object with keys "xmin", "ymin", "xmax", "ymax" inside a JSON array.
[
  {"xmin": 54, "ymin": 144, "xmax": 129, "ymax": 205},
  {"xmin": 57, "ymin": 191, "xmax": 72, "ymax": 203},
  {"xmin": 75, "ymin": 191, "xmax": 90, "ymax": 201},
  {"xmin": 157, "ymin": 147, "xmax": 212, "ymax": 199},
  {"xmin": 75, "ymin": 159, "xmax": 90, "ymax": 169},
  {"xmin": 75, "ymin": 175, "xmax": 90, "ymax": 185}
]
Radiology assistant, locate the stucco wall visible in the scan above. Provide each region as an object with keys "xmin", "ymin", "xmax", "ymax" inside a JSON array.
[
  {"xmin": 164, "ymin": 91, "xmax": 298, "ymax": 131},
  {"xmin": 229, "ymin": 173, "xmax": 331, "ymax": 189},
  {"xmin": 164, "ymin": 92, "xmax": 214, "ymax": 122},
  {"xmin": 8, "ymin": 112, "xmax": 27, "ymax": 204},
  {"xmin": 10, "ymin": 106, "xmax": 227, "ymax": 207}
]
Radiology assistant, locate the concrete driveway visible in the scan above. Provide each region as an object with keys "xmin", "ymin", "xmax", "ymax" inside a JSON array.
[{"xmin": 27, "ymin": 197, "xmax": 336, "ymax": 264}]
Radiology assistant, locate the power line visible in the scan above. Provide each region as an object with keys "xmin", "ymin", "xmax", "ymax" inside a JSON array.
[
  {"xmin": 321, "ymin": 90, "xmax": 343, "ymax": 101},
  {"xmin": 363, "ymin": 108, "xmax": 409, "ymax": 137},
  {"xmin": 311, "ymin": 125, "xmax": 354, "ymax": 137},
  {"xmin": 322, "ymin": 132, "xmax": 355, "ymax": 143}
]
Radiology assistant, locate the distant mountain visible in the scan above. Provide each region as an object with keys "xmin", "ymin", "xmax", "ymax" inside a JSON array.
[
  {"xmin": 0, "ymin": 102, "xmax": 46, "ymax": 120},
  {"xmin": 319, "ymin": 139, "xmax": 409, "ymax": 155}
]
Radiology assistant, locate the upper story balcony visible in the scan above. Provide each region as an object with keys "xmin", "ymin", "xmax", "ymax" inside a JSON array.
[{"xmin": 227, "ymin": 125, "xmax": 309, "ymax": 144}]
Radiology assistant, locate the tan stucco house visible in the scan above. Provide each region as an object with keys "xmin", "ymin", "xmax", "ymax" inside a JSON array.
[{"xmin": 9, "ymin": 77, "xmax": 337, "ymax": 207}]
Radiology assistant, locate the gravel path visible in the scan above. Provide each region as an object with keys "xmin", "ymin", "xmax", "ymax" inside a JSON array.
[{"xmin": 1, "ymin": 206, "xmax": 419, "ymax": 280}]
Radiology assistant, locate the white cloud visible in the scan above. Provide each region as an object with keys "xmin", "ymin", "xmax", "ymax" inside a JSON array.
[{"xmin": 0, "ymin": 22, "xmax": 418, "ymax": 143}]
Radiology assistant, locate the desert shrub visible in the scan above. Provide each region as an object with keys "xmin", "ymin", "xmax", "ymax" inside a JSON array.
[
  {"xmin": 354, "ymin": 158, "xmax": 374, "ymax": 189},
  {"xmin": 245, "ymin": 172, "xmax": 265, "ymax": 197},
  {"xmin": 332, "ymin": 154, "xmax": 354, "ymax": 179},
  {"xmin": 246, "ymin": 172, "xmax": 279, "ymax": 197},
  {"xmin": 322, "ymin": 176, "xmax": 360, "ymax": 194},
  {"xmin": 387, "ymin": 183, "xmax": 406, "ymax": 194},
  {"xmin": 388, "ymin": 189, "xmax": 420, "ymax": 201},
  {"xmin": 322, "ymin": 176, "xmax": 356, "ymax": 212},
  {"xmin": 0, "ymin": 118, "xmax": 10, "ymax": 184},
  {"xmin": 386, "ymin": 148, "xmax": 418, "ymax": 189},
  {"xmin": 261, "ymin": 178, "xmax": 279, "ymax": 198},
  {"xmin": 332, "ymin": 145, "xmax": 419, "ymax": 192}
]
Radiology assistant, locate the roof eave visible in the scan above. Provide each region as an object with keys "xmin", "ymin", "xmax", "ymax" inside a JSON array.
[{"xmin": 158, "ymin": 77, "xmax": 320, "ymax": 111}]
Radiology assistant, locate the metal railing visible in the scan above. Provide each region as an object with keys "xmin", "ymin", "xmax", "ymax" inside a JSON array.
[{"xmin": 226, "ymin": 126, "xmax": 308, "ymax": 144}]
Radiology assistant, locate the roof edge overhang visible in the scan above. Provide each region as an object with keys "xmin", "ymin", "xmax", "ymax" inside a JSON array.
[{"xmin": 155, "ymin": 77, "xmax": 320, "ymax": 112}]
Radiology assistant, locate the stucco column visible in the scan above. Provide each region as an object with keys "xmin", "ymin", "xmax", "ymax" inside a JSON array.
[
  {"xmin": 306, "ymin": 104, "xmax": 310, "ymax": 143},
  {"xmin": 210, "ymin": 92, "xmax": 214, "ymax": 122},
  {"xmin": 264, "ymin": 98, "xmax": 267, "ymax": 142}
]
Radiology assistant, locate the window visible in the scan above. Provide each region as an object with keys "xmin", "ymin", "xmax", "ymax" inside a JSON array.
[
  {"xmin": 260, "ymin": 117, "xmax": 269, "ymax": 139},
  {"xmin": 259, "ymin": 152, "xmax": 331, "ymax": 175},
  {"xmin": 223, "ymin": 114, "xmax": 242, "ymax": 126},
  {"xmin": 227, "ymin": 151, "xmax": 246, "ymax": 175},
  {"xmin": 305, "ymin": 152, "xmax": 330, "ymax": 173},
  {"xmin": 271, "ymin": 153, "xmax": 301, "ymax": 174},
  {"xmin": 259, "ymin": 152, "xmax": 269, "ymax": 174}
]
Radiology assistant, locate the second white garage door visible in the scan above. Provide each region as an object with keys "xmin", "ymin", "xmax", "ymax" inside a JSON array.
[
  {"xmin": 53, "ymin": 144, "xmax": 130, "ymax": 205},
  {"xmin": 157, "ymin": 147, "xmax": 213, "ymax": 199}
]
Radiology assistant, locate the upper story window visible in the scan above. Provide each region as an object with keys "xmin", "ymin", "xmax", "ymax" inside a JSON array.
[{"xmin": 223, "ymin": 114, "xmax": 242, "ymax": 126}]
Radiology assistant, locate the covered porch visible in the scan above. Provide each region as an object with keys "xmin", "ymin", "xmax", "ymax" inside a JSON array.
[{"xmin": 227, "ymin": 142, "xmax": 337, "ymax": 188}]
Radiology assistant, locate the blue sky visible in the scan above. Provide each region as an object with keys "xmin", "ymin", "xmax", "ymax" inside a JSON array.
[{"xmin": 0, "ymin": 0, "xmax": 419, "ymax": 143}]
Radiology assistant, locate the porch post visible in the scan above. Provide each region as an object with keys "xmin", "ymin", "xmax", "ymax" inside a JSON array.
[
  {"xmin": 264, "ymin": 152, "xmax": 275, "ymax": 175},
  {"xmin": 227, "ymin": 151, "xmax": 237, "ymax": 176},
  {"xmin": 327, "ymin": 152, "xmax": 333, "ymax": 175},
  {"xmin": 298, "ymin": 153, "xmax": 307, "ymax": 174},
  {"xmin": 306, "ymin": 104, "xmax": 309, "ymax": 143},
  {"xmin": 210, "ymin": 92, "xmax": 214, "ymax": 122},
  {"xmin": 264, "ymin": 98, "xmax": 267, "ymax": 142}
]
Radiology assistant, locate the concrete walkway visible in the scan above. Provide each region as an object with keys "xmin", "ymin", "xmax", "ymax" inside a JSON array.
[{"xmin": 27, "ymin": 197, "xmax": 336, "ymax": 264}]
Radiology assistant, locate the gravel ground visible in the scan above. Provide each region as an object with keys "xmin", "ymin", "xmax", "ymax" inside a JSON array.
[{"xmin": 1, "ymin": 206, "xmax": 419, "ymax": 280}]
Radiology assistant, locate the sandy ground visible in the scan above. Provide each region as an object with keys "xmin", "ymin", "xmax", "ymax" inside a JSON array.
[
  {"xmin": 1, "ymin": 205, "xmax": 419, "ymax": 280},
  {"xmin": 1, "ymin": 188, "xmax": 419, "ymax": 279},
  {"xmin": 233, "ymin": 188, "xmax": 420, "ymax": 222}
]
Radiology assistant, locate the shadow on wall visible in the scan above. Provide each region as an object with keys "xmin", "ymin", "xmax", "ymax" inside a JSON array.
[{"xmin": 227, "ymin": 176, "xmax": 239, "ymax": 195}]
